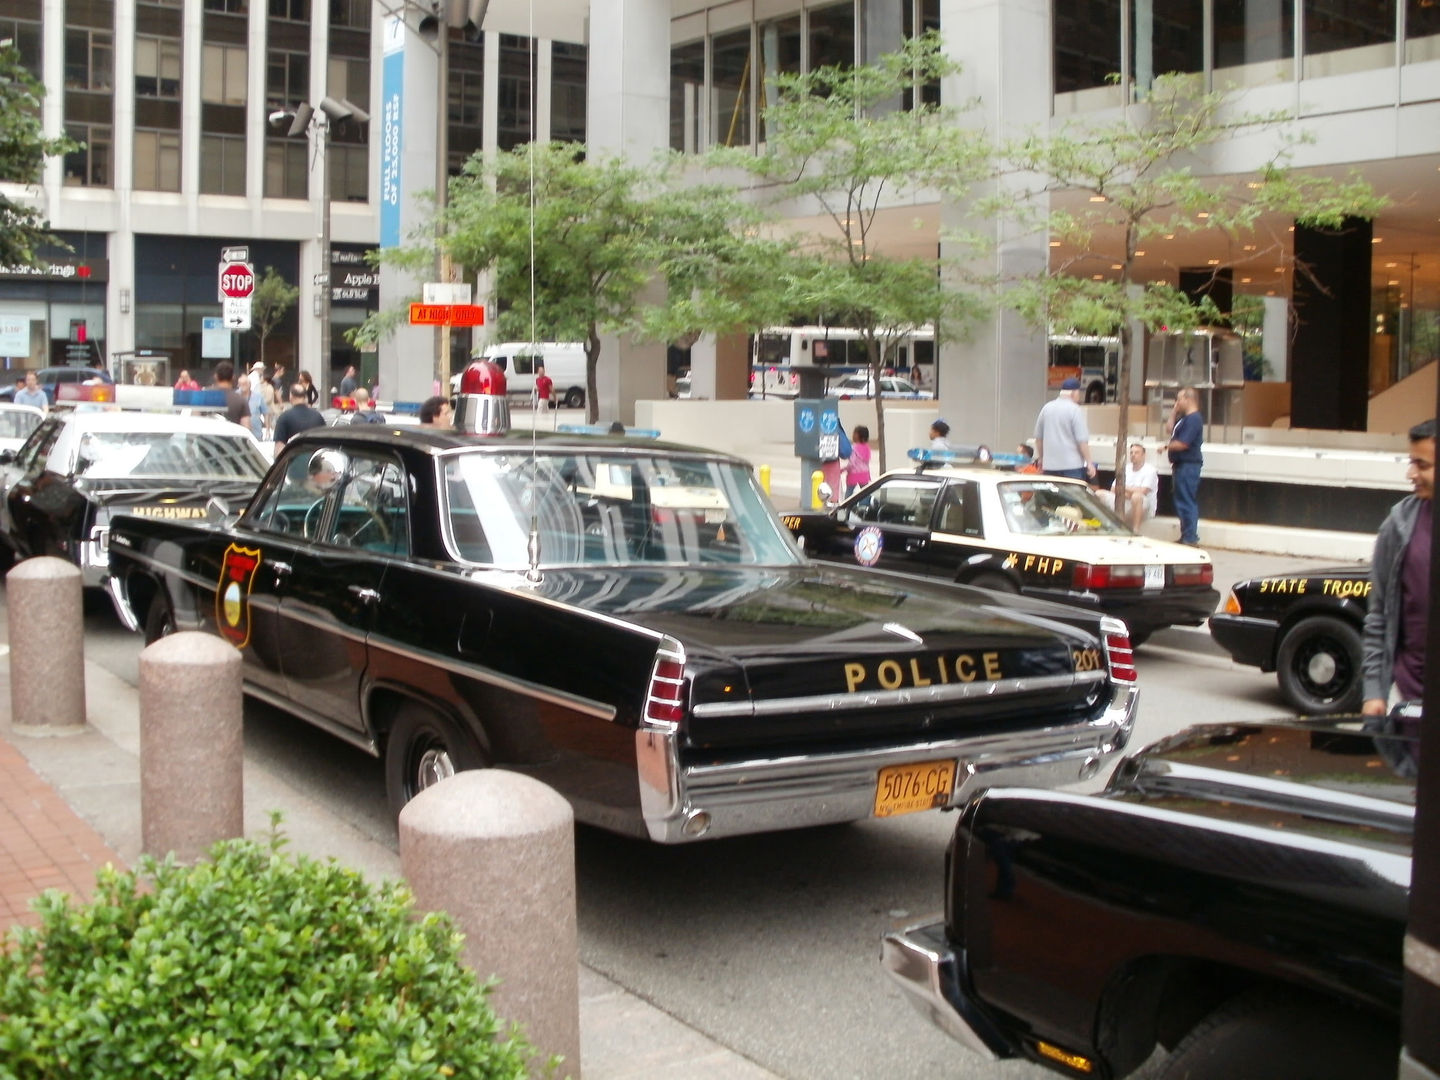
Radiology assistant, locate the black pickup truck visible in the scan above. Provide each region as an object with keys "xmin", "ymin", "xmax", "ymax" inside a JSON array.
[{"xmin": 882, "ymin": 719, "xmax": 1411, "ymax": 1079}]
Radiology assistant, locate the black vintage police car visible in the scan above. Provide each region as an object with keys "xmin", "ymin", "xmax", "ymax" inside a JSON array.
[
  {"xmin": 1210, "ymin": 565, "xmax": 1371, "ymax": 714},
  {"xmin": 104, "ymin": 420, "xmax": 1140, "ymax": 843},
  {"xmin": 784, "ymin": 455, "xmax": 1219, "ymax": 645},
  {"xmin": 883, "ymin": 718, "xmax": 1410, "ymax": 1080}
]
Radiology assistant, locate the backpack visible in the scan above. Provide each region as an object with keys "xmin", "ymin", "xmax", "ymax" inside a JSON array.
[{"xmin": 837, "ymin": 427, "xmax": 853, "ymax": 461}]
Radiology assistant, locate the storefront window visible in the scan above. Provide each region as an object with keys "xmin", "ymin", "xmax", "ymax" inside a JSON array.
[
  {"xmin": 670, "ymin": 40, "xmax": 704, "ymax": 153},
  {"xmin": 1132, "ymin": 0, "xmax": 1203, "ymax": 94},
  {"xmin": 1371, "ymin": 253, "xmax": 1440, "ymax": 395},
  {"xmin": 807, "ymin": 2, "xmax": 854, "ymax": 72},
  {"xmin": 1054, "ymin": 0, "xmax": 1122, "ymax": 94},
  {"xmin": 711, "ymin": 28, "xmax": 751, "ymax": 149}
]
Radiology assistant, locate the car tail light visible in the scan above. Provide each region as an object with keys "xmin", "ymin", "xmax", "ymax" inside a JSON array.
[
  {"xmin": 646, "ymin": 637, "xmax": 687, "ymax": 727},
  {"xmin": 1173, "ymin": 563, "xmax": 1213, "ymax": 587},
  {"xmin": 1072, "ymin": 564, "xmax": 1144, "ymax": 590},
  {"xmin": 1223, "ymin": 590, "xmax": 1242, "ymax": 615},
  {"xmin": 1100, "ymin": 617, "xmax": 1136, "ymax": 682}
]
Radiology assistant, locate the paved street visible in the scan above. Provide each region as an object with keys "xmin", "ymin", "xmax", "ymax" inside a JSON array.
[{"xmin": 35, "ymin": 544, "xmax": 1362, "ymax": 1080}]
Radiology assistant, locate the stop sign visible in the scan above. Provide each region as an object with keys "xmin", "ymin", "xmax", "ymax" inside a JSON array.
[{"xmin": 218, "ymin": 262, "xmax": 254, "ymax": 299}]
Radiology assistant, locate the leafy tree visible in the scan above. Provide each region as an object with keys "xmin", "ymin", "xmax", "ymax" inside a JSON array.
[
  {"xmin": 364, "ymin": 142, "xmax": 789, "ymax": 423},
  {"xmin": 249, "ymin": 266, "xmax": 299, "ymax": 370},
  {"xmin": 0, "ymin": 41, "xmax": 78, "ymax": 266},
  {"xmin": 714, "ymin": 33, "xmax": 991, "ymax": 470},
  {"xmin": 988, "ymin": 73, "xmax": 1385, "ymax": 501}
]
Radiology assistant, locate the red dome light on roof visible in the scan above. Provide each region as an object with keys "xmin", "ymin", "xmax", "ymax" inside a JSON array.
[{"xmin": 460, "ymin": 359, "xmax": 506, "ymax": 397}]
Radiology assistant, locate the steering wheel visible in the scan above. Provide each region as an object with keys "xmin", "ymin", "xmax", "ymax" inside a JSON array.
[
  {"xmin": 348, "ymin": 510, "xmax": 392, "ymax": 547},
  {"xmin": 302, "ymin": 498, "xmax": 327, "ymax": 539}
]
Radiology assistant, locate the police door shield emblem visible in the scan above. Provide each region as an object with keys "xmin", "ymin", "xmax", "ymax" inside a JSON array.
[{"xmin": 216, "ymin": 543, "xmax": 262, "ymax": 647}]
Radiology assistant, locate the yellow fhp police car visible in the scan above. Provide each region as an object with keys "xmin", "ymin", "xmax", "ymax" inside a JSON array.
[{"xmin": 783, "ymin": 448, "xmax": 1219, "ymax": 644}]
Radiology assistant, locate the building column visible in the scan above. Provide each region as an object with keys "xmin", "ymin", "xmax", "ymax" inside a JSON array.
[
  {"xmin": 1291, "ymin": 217, "xmax": 1371, "ymax": 431},
  {"xmin": 587, "ymin": 0, "xmax": 669, "ymax": 423},
  {"xmin": 937, "ymin": 0, "xmax": 1052, "ymax": 449}
]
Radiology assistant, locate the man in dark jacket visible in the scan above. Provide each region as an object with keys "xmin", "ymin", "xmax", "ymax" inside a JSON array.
[
  {"xmin": 1362, "ymin": 418, "xmax": 1435, "ymax": 717},
  {"xmin": 213, "ymin": 361, "xmax": 250, "ymax": 426},
  {"xmin": 272, "ymin": 382, "xmax": 326, "ymax": 448}
]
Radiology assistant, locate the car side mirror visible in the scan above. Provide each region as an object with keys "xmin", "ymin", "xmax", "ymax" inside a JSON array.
[
  {"xmin": 206, "ymin": 495, "xmax": 236, "ymax": 526},
  {"xmin": 0, "ymin": 450, "xmax": 14, "ymax": 466}
]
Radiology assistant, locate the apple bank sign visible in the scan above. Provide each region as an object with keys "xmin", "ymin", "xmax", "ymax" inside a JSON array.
[{"xmin": 379, "ymin": 16, "xmax": 405, "ymax": 249}]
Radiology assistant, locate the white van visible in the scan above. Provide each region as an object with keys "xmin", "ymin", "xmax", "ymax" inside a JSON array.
[{"xmin": 456, "ymin": 342, "xmax": 588, "ymax": 409}]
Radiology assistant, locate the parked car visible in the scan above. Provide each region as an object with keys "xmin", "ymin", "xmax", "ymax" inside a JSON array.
[
  {"xmin": 1210, "ymin": 565, "xmax": 1370, "ymax": 713},
  {"xmin": 784, "ymin": 460, "xmax": 1218, "ymax": 644},
  {"xmin": 106, "ymin": 425, "xmax": 1141, "ymax": 839},
  {"xmin": 0, "ymin": 410, "xmax": 268, "ymax": 585},
  {"xmin": 883, "ymin": 717, "xmax": 1410, "ymax": 1080},
  {"xmin": 0, "ymin": 402, "xmax": 45, "ymax": 455},
  {"xmin": 829, "ymin": 374, "xmax": 933, "ymax": 400}
]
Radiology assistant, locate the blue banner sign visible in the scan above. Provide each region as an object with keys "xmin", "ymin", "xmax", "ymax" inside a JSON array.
[{"xmin": 379, "ymin": 16, "xmax": 405, "ymax": 249}]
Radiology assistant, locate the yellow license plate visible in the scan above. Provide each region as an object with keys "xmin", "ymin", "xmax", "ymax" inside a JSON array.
[{"xmin": 873, "ymin": 760, "xmax": 957, "ymax": 818}]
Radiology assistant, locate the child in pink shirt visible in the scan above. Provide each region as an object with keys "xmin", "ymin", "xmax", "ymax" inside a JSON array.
[{"xmin": 846, "ymin": 425, "xmax": 872, "ymax": 496}]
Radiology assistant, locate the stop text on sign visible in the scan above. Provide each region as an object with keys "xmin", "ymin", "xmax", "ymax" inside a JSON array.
[
  {"xmin": 218, "ymin": 262, "xmax": 255, "ymax": 299},
  {"xmin": 408, "ymin": 303, "xmax": 485, "ymax": 327}
]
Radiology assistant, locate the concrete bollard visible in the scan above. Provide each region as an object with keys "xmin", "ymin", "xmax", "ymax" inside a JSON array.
[
  {"xmin": 399, "ymin": 770, "xmax": 581, "ymax": 1079},
  {"xmin": 8, "ymin": 557, "xmax": 85, "ymax": 733},
  {"xmin": 139, "ymin": 631, "xmax": 244, "ymax": 862}
]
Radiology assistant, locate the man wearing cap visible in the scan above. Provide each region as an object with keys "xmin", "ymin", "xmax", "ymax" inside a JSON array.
[{"xmin": 1034, "ymin": 378, "xmax": 1096, "ymax": 481}]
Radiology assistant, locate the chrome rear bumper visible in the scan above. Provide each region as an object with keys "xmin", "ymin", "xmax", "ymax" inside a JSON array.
[
  {"xmin": 636, "ymin": 681, "xmax": 1138, "ymax": 843},
  {"xmin": 880, "ymin": 922, "xmax": 1011, "ymax": 1059}
]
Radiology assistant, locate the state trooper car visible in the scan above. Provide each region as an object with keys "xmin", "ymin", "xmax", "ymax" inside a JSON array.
[
  {"xmin": 0, "ymin": 405, "xmax": 269, "ymax": 590},
  {"xmin": 784, "ymin": 450, "xmax": 1219, "ymax": 645}
]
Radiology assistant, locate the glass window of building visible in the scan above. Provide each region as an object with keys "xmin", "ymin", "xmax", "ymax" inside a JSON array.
[
  {"xmin": 267, "ymin": 0, "xmax": 306, "ymax": 20},
  {"xmin": 497, "ymin": 34, "xmax": 534, "ymax": 151},
  {"xmin": 902, "ymin": 0, "xmax": 942, "ymax": 109},
  {"xmin": 1053, "ymin": 0, "xmax": 1122, "ymax": 94},
  {"xmin": 135, "ymin": 35, "xmax": 182, "ymax": 97},
  {"xmin": 266, "ymin": 49, "xmax": 308, "ymax": 109},
  {"xmin": 200, "ymin": 133, "xmax": 246, "ymax": 194},
  {"xmin": 329, "ymin": 0, "xmax": 368, "ymax": 30},
  {"xmin": 551, "ymin": 41, "xmax": 587, "ymax": 144},
  {"xmin": 711, "ymin": 28, "xmax": 751, "ymax": 149},
  {"xmin": 447, "ymin": 40, "xmax": 484, "ymax": 176},
  {"xmin": 807, "ymin": 2, "xmax": 855, "ymax": 71},
  {"xmin": 1410, "ymin": 0, "xmax": 1440, "ymax": 61},
  {"xmin": 329, "ymin": 144, "xmax": 367, "ymax": 202},
  {"xmin": 1213, "ymin": 0, "xmax": 1294, "ymax": 76},
  {"xmin": 64, "ymin": 28, "xmax": 113, "ymax": 90},
  {"xmin": 1305, "ymin": 0, "xmax": 1395, "ymax": 54},
  {"xmin": 134, "ymin": 129, "xmax": 180, "ymax": 191},
  {"xmin": 1370, "ymin": 253, "xmax": 1439, "ymax": 394},
  {"xmin": 62, "ymin": 123, "xmax": 111, "ymax": 186},
  {"xmin": 202, "ymin": 43, "xmax": 247, "ymax": 104},
  {"xmin": 670, "ymin": 40, "xmax": 704, "ymax": 153},
  {"xmin": 756, "ymin": 15, "xmax": 800, "ymax": 143},
  {"xmin": 264, "ymin": 140, "xmax": 307, "ymax": 198},
  {"xmin": 1131, "ymin": 0, "xmax": 1203, "ymax": 93},
  {"xmin": 0, "ymin": 13, "xmax": 43, "ymax": 77},
  {"xmin": 327, "ymin": 55, "xmax": 369, "ymax": 113},
  {"xmin": 203, "ymin": 0, "xmax": 245, "ymax": 10}
]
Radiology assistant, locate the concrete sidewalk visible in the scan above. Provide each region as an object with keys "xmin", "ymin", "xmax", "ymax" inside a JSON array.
[{"xmin": 0, "ymin": 654, "xmax": 782, "ymax": 1080}]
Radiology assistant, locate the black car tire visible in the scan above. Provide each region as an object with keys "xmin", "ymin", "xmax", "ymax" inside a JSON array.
[
  {"xmin": 1155, "ymin": 989, "xmax": 1397, "ymax": 1080},
  {"xmin": 966, "ymin": 571, "xmax": 1018, "ymax": 594},
  {"xmin": 1085, "ymin": 382, "xmax": 1106, "ymax": 404},
  {"xmin": 1275, "ymin": 615, "xmax": 1363, "ymax": 714},
  {"xmin": 144, "ymin": 592, "xmax": 176, "ymax": 646},
  {"xmin": 564, "ymin": 387, "xmax": 585, "ymax": 410},
  {"xmin": 384, "ymin": 700, "xmax": 488, "ymax": 817}
]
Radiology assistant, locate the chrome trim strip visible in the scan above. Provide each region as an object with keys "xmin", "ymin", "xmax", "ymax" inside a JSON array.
[
  {"xmin": 365, "ymin": 632, "xmax": 618, "ymax": 721},
  {"xmin": 104, "ymin": 574, "xmax": 140, "ymax": 633},
  {"xmin": 881, "ymin": 925, "xmax": 1005, "ymax": 1061},
  {"xmin": 110, "ymin": 547, "xmax": 219, "ymax": 592},
  {"xmin": 691, "ymin": 669, "xmax": 1106, "ymax": 719},
  {"xmin": 1139, "ymin": 760, "xmax": 1415, "ymax": 824},
  {"xmin": 243, "ymin": 681, "xmax": 378, "ymax": 756},
  {"xmin": 278, "ymin": 604, "xmax": 370, "ymax": 644}
]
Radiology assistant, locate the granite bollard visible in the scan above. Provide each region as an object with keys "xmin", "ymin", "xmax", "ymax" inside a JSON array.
[
  {"xmin": 139, "ymin": 631, "xmax": 244, "ymax": 861},
  {"xmin": 8, "ymin": 556, "xmax": 85, "ymax": 732},
  {"xmin": 399, "ymin": 770, "xmax": 581, "ymax": 1079}
]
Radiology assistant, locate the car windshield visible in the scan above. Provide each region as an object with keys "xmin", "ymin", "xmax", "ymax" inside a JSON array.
[
  {"xmin": 0, "ymin": 410, "xmax": 42, "ymax": 441},
  {"xmin": 997, "ymin": 480, "xmax": 1131, "ymax": 536},
  {"xmin": 443, "ymin": 450, "xmax": 803, "ymax": 568},
  {"xmin": 74, "ymin": 431, "xmax": 268, "ymax": 480}
]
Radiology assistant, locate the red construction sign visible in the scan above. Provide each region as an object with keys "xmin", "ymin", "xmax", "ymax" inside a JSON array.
[
  {"xmin": 218, "ymin": 262, "xmax": 255, "ymax": 299},
  {"xmin": 409, "ymin": 303, "xmax": 486, "ymax": 327}
]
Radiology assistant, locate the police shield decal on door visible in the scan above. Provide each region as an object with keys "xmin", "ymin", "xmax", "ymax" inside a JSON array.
[{"xmin": 217, "ymin": 543, "xmax": 262, "ymax": 647}]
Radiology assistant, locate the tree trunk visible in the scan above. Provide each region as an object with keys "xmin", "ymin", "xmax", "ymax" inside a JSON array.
[
  {"xmin": 1114, "ymin": 319, "xmax": 1131, "ymax": 511},
  {"xmin": 585, "ymin": 323, "xmax": 601, "ymax": 424},
  {"xmin": 866, "ymin": 333, "xmax": 887, "ymax": 474}
]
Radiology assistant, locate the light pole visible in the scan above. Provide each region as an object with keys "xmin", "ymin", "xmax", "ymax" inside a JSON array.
[{"xmin": 268, "ymin": 97, "xmax": 370, "ymax": 391}]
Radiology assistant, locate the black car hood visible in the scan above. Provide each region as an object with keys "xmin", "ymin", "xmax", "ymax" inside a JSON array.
[
  {"xmin": 79, "ymin": 477, "xmax": 260, "ymax": 515},
  {"xmin": 1112, "ymin": 720, "xmax": 1415, "ymax": 852},
  {"xmin": 1240, "ymin": 565, "xmax": 1372, "ymax": 583}
]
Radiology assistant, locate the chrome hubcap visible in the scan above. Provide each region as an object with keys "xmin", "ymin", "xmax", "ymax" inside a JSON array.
[
  {"xmin": 1306, "ymin": 651, "xmax": 1338, "ymax": 685},
  {"xmin": 416, "ymin": 747, "xmax": 455, "ymax": 790}
]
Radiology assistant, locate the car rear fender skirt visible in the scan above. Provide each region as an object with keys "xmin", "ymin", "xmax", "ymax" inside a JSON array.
[
  {"xmin": 364, "ymin": 681, "xmax": 494, "ymax": 762},
  {"xmin": 1096, "ymin": 957, "xmax": 1239, "ymax": 1070}
]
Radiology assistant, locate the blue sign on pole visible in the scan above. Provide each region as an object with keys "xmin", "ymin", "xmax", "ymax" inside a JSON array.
[{"xmin": 379, "ymin": 17, "xmax": 405, "ymax": 249}]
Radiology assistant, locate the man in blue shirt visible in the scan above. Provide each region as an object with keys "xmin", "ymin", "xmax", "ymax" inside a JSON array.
[
  {"xmin": 1166, "ymin": 387, "xmax": 1204, "ymax": 546},
  {"xmin": 13, "ymin": 371, "xmax": 47, "ymax": 411}
]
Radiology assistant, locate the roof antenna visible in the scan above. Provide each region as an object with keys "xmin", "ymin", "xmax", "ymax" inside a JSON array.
[{"xmin": 520, "ymin": 0, "xmax": 542, "ymax": 589}]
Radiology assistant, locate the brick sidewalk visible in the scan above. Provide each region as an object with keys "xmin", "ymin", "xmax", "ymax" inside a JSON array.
[{"xmin": 0, "ymin": 732, "xmax": 122, "ymax": 929}]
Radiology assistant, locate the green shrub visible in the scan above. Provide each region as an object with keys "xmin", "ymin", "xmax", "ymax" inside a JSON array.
[{"xmin": 0, "ymin": 827, "xmax": 534, "ymax": 1079}]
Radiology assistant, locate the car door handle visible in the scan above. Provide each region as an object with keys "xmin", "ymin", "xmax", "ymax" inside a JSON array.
[
  {"xmin": 905, "ymin": 538, "xmax": 926, "ymax": 552},
  {"xmin": 348, "ymin": 585, "xmax": 381, "ymax": 605},
  {"xmin": 269, "ymin": 559, "xmax": 292, "ymax": 578}
]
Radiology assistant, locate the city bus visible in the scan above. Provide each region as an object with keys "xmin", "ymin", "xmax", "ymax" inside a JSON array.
[
  {"xmin": 1047, "ymin": 333, "xmax": 1119, "ymax": 403},
  {"xmin": 750, "ymin": 325, "xmax": 936, "ymax": 398}
]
